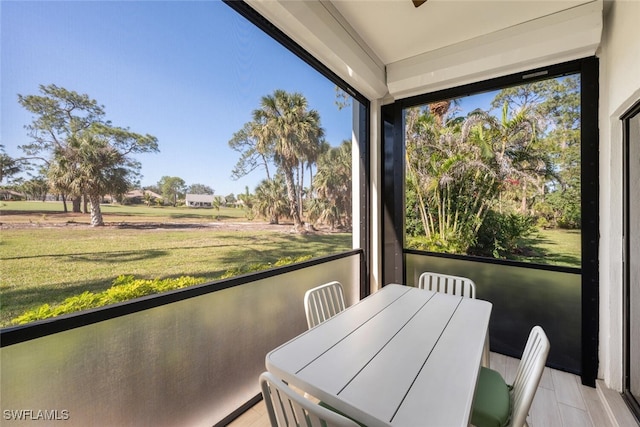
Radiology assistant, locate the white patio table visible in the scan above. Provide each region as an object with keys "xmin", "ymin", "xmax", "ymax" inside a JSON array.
[{"xmin": 265, "ymin": 284, "xmax": 492, "ymax": 427}]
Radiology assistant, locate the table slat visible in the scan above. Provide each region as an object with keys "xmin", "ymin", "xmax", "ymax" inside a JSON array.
[
  {"xmin": 265, "ymin": 284, "xmax": 493, "ymax": 427},
  {"xmin": 296, "ymin": 288, "xmax": 435, "ymax": 395},
  {"xmin": 266, "ymin": 284, "xmax": 410, "ymax": 380},
  {"xmin": 337, "ymin": 292, "xmax": 462, "ymax": 424},
  {"xmin": 391, "ymin": 297, "xmax": 492, "ymax": 426}
]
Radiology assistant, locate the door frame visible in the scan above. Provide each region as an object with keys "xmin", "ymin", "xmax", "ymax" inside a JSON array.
[{"xmin": 622, "ymin": 99, "xmax": 640, "ymax": 420}]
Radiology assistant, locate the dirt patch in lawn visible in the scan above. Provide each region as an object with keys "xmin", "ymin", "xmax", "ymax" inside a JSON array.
[{"xmin": 0, "ymin": 211, "xmax": 342, "ymax": 234}]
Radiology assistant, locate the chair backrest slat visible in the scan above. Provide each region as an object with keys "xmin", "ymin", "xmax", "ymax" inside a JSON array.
[
  {"xmin": 509, "ymin": 326, "xmax": 550, "ymax": 427},
  {"xmin": 304, "ymin": 281, "xmax": 346, "ymax": 329},
  {"xmin": 418, "ymin": 272, "xmax": 476, "ymax": 299},
  {"xmin": 260, "ymin": 372, "xmax": 359, "ymax": 427}
]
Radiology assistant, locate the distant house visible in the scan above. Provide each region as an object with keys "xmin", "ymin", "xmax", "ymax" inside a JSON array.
[
  {"xmin": 104, "ymin": 189, "xmax": 162, "ymax": 204},
  {"xmin": 0, "ymin": 190, "xmax": 24, "ymax": 201},
  {"xmin": 185, "ymin": 194, "xmax": 215, "ymax": 208},
  {"xmin": 128, "ymin": 190, "xmax": 162, "ymax": 200}
]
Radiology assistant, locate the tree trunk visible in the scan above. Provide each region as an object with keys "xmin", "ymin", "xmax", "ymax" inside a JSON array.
[
  {"xmin": 62, "ymin": 194, "xmax": 68, "ymax": 213},
  {"xmin": 284, "ymin": 168, "xmax": 303, "ymax": 231},
  {"xmin": 309, "ymin": 166, "xmax": 314, "ymax": 198},
  {"xmin": 299, "ymin": 162, "xmax": 305, "ymax": 217},
  {"xmin": 262, "ymin": 154, "xmax": 271, "ymax": 181},
  {"xmin": 83, "ymin": 193, "xmax": 89, "ymax": 214},
  {"xmin": 72, "ymin": 196, "xmax": 81, "ymax": 213},
  {"xmin": 89, "ymin": 194, "xmax": 104, "ymax": 226}
]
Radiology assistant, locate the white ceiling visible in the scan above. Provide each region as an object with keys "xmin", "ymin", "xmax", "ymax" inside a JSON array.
[
  {"xmin": 329, "ymin": 0, "xmax": 593, "ymax": 65},
  {"xmin": 248, "ymin": 0, "xmax": 603, "ymax": 99}
]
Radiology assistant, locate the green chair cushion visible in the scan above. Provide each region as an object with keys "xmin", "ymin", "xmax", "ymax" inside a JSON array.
[{"xmin": 471, "ymin": 367, "xmax": 511, "ymax": 427}]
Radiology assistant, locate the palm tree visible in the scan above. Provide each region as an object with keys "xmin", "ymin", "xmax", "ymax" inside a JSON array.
[
  {"xmin": 49, "ymin": 133, "xmax": 132, "ymax": 226},
  {"xmin": 463, "ymin": 102, "xmax": 555, "ymax": 214},
  {"xmin": 47, "ymin": 148, "xmax": 76, "ymax": 212},
  {"xmin": 405, "ymin": 105, "xmax": 498, "ymax": 251},
  {"xmin": 237, "ymin": 186, "xmax": 255, "ymax": 220},
  {"xmin": 405, "ymin": 97, "xmax": 559, "ymax": 253},
  {"xmin": 143, "ymin": 191, "xmax": 153, "ymax": 206},
  {"xmin": 306, "ymin": 140, "xmax": 331, "ymax": 199},
  {"xmin": 252, "ymin": 90, "xmax": 324, "ymax": 231},
  {"xmin": 298, "ymin": 138, "xmax": 330, "ymax": 218},
  {"xmin": 307, "ymin": 198, "xmax": 339, "ymax": 230},
  {"xmin": 311, "ymin": 141, "xmax": 352, "ymax": 230},
  {"xmin": 253, "ymin": 176, "xmax": 288, "ymax": 224}
]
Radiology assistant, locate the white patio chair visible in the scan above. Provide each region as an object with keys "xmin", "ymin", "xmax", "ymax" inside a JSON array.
[
  {"xmin": 418, "ymin": 271, "xmax": 476, "ymax": 298},
  {"xmin": 304, "ymin": 281, "xmax": 346, "ymax": 329},
  {"xmin": 471, "ymin": 326, "xmax": 550, "ymax": 427},
  {"xmin": 260, "ymin": 372, "xmax": 360, "ymax": 427},
  {"xmin": 418, "ymin": 271, "xmax": 489, "ymax": 367}
]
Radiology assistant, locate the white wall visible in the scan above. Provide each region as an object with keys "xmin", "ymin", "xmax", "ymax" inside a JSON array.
[{"xmin": 598, "ymin": 0, "xmax": 640, "ymax": 391}]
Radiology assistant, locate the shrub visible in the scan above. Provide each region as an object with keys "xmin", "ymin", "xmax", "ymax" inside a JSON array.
[
  {"xmin": 406, "ymin": 234, "xmax": 470, "ymax": 254},
  {"xmin": 468, "ymin": 210, "xmax": 537, "ymax": 258},
  {"xmin": 273, "ymin": 255, "xmax": 312, "ymax": 266},
  {"xmin": 12, "ymin": 255, "xmax": 315, "ymax": 324},
  {"xmin": 546, "ymin": 187, "xmax": 581, "ymax": 229},
  {"xmin": 217, "ymin": 255, "xmax": 313, "ymax": 279},
  {"xmin": 218, "ymin": 263, "xmax": 273, "ymax": 279},
  {"xmin": 11, "ymin": 275, "xmax": 206, "ymax": 325}
]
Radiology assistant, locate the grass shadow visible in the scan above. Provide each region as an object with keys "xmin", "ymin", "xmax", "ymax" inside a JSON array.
[
  {"xmin": 213, "ymin": 232, "xmax": 352, "ymax": 266},
  {"xmin": 4, "ymin": 249, "xmax": 169, "ymax": 262},
  {"xmin": 512, "ymin": 233, "xmax": 581, "ymax": 267}
]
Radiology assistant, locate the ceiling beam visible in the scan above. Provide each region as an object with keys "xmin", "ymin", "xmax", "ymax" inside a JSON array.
[{"xmin": 386, "ymin": 1, "xmax": 603, "ymax": 99}]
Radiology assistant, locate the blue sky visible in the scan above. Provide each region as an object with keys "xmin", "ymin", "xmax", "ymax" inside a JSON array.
[{"xmin": 1, "ymin": 1, "xmax": 354, "ymax": 196}]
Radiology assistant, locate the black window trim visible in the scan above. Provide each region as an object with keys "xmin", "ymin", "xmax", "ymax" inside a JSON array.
[
  {"xmin": 224, "ymin": 0, "xmax": 371, "ymax": 300},
  {"xmin": 2, "ymin": 0, "xmax": 372, "ymax": 346},
  {"xmin": 382, "ymin": 57, "xmax": 599, "ymax": 386},
  {"xmin": 622, "ymin": 99, "xmax": 640, "ymax": 421}
]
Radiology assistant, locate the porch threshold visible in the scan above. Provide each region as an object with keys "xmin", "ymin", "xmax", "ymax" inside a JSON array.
[{"xmin": 597, "ymin": 380, "xmax": 639, "ymax": 426}]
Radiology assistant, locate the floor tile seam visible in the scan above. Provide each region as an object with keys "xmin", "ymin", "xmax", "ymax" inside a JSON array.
[
  {"xmin": 553, "ymin": 396, "xmax": 588, "ymax": 412},
  {"xmin": 557, "ymin": 401, "xmax": 595, "ymax": 427},
  {"xmin": 539, "ymin": 383, "xmax": 555, "ymax": 391},
  {"xmin": 551, "ymin": 371, "xmax": 588, "ymax": 411},
  {"xmin": 584, "ymin": 406, "xmax": 604, "ymax": 427},
  {"xmin": 554, "ymin": 395, "xmax": 589, "ymax": 412},
  {"xmin": 530, "ymin": 386, "xmax": 562, "ymax": 427}
]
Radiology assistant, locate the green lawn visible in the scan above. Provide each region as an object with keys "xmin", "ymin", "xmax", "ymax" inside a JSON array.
[
  {"xmin": 0, "ymin": 201, "xmax": 580, "ymax": 326},
  {"xmin": 0, "ymin": 202, "xmax": 351, "ymax": 327},
  {"xmin": 514, "ymin": 228, "xmax": 581, "ymax": 268}
]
